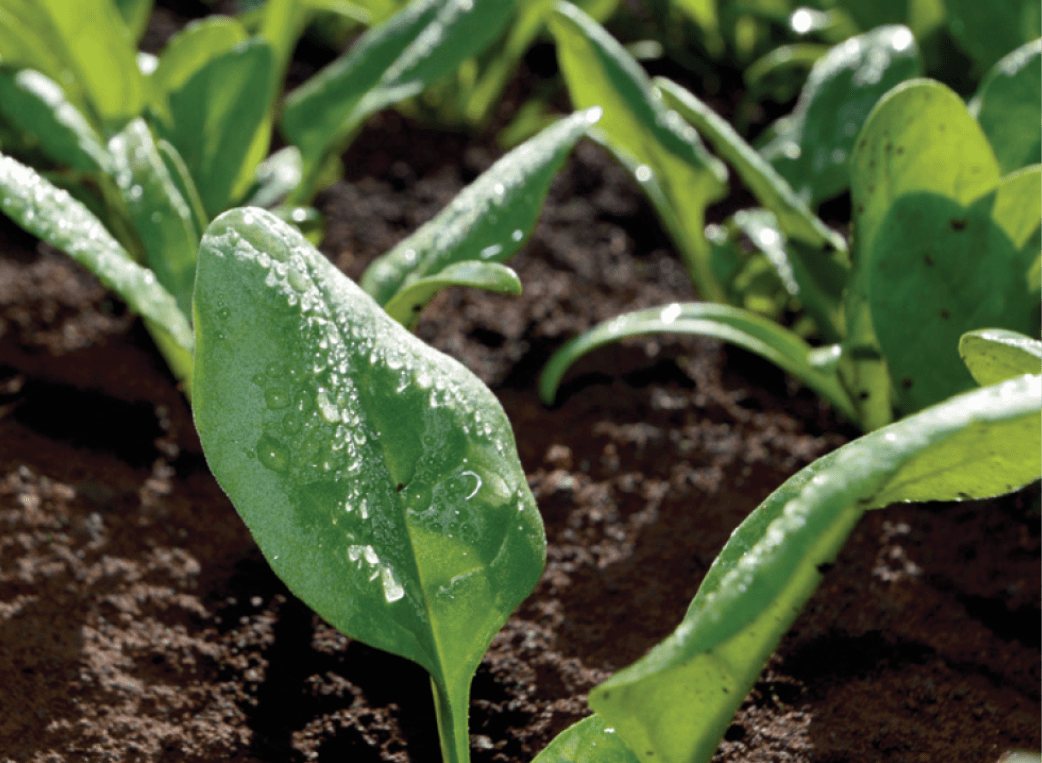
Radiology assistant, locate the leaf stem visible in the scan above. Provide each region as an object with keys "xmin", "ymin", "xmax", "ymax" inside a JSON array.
[{"xmin": 431, "ymin": 676, "xmax": 471, "ymax": 763}]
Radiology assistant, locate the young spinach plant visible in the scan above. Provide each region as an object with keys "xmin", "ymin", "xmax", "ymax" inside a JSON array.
[
  {"xmin": 533, "ymin": 329, "xmax": 1042, "ymax": 763},
  {"xmin": 542, "ymin": 3, "xmax": 1041, "ymax": 431},
  {"xmin": 192, "ymin": 207, "xmax": 546, "ymax": 763}
]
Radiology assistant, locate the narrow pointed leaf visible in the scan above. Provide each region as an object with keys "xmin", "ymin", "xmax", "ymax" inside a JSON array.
[
  {"xmin": 532, "ymin": 714, "xmax": 640, "ymax": 763},
  {"xmin": 360, "ymin": 108, "xmax": 599, "ymax": 307},
  {"xmin": 0, "ymin": 67, "xmax": 111, "ymax": 172},
  {"xmin": 589, "ymin": 374, "xmax": 1041, "ymax": 763},
  {"xmin": 193, "ymin": 207, "xmax": 545, "ymax": 763},
  {"xmin": 281, "ymin": 0, "xmax": 516, "ymax": 182},
  {"xmin": 0, "ymin": 153, "xmax": 193, "ymax": 353},
  {"xmin": 960, "ymin": 329, "xmax": 1042, "ymax": 387},
  {"xmin": 108, "ymin": 119, "xmax": 198, "ymax": 318},
  {"xmin": 548, "ymin": 1, "xmax": 728, "ymax": 301},
  {"xmin": 156, "ymin": 137, "xmax": 209, "ymax": 235},
  {"xmin": 539, "ymin": 302, "xmax": 858, "ymax": 421},
  {"xmin": 384, "ymin": 261, "xmax": 522, "ymax": 328},
  {"xmin": 759, "ymin": 25, "xmax": 921, "ymax": 206},
  {"xmin": 969, "ymin": 39, "xmax": 1042, "ymax": 175},
  {"xmin": 655, "ymin": 76, "xmax": 845, "ymax": 254},
  {"xmin": 166, "ymin": 38, "xmax": 275, "ymax": 218}
]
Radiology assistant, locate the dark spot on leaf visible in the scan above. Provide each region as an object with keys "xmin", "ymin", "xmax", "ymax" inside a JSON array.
[
  {"xmin": 601, "ymin": 691, "xmax": 610, "ymax": 699},
  {"xmin": 817, "ymin": 562, "xmax": 835, "ymax": 575},
  {"xmin": 950, "ymin": 217, "xmax": 968, "ymax": 231},
  {"xmin": 924, "ymin": 254, "xmax": 934, "ymax": 266},
  {"xmin": 902, "ymin": 377, "xmax": 913, "ymax": 389},
  {"xmin": 938, "ymin": 124, "xmax": 946, "ymax": 131},
  {"xmin": 721, "ymin": 686, "xmax": 729, "ymax": 693},
  {"xmin": 396, "ymin": 483, "xmax": 405, "ymax": 492},
  {"xmin": 859, "ymin": 391, "xmax": 870, "ymax": 400},
  {"xmin": 885, "ymin": 142, "xmax": 893, "ymax": 152},
  {"xmin": 412, "ymin": 304, "xmax": 422, "ymax": 312},
  {"xmin": 941, "ymin": 309, "xmax": 950, "ymax": 319},
  {"xmin": 958, "ymin": 492, "xmax": 971, "ymax": 500},
  {"xmin": 859, "ymin": 138, "xmax": 867, "ymax": 149},
  {"xmin": 896, "ymin": 146, "xmax": 905, "ymax": 155},
  {"xmin": 857, "ymin": 204, "xmax": 865, "ymax": 214}
]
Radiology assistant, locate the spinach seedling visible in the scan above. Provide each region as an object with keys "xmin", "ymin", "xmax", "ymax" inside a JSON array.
[
  {"xmin": 542, "ymin": 3, "xmax": 1041, "ymax": 431},
  {"xmin": 193, "ymin": 207, "xmax": 546, "ymax": 763},
  {"xmin": 534, "ymin": 330, "xmax": 1041, "ymax": 763}
]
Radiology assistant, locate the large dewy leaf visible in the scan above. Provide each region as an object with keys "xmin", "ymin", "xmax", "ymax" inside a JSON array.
[
  {"xmin": 539, "ymin": 302, "xmax": 858, "ymax": 422},
  {"xmin": 0, "ymin": 153, "xmax": 194, "ymax": 372},
  {"xmin": 360, "ymin": 107, "xmax": 600, "ymax": 311},
  {"xmin": 548, "ymin": 1, "xmax": 729, "ymax": 301},
  {"xmin": 969, "ymin": 39, "xmax": 1042, "ymax": 175},
  {"xmin": 758, "ymin": 25, "xmax": 921, "ymax": 207},
  {"xmin": 192, "ymin": 208, "xmax": 545, "ymax": 763},
  {"xmin": 588, "ymin": 373, "xmax": 1041, "ymax": 763}
]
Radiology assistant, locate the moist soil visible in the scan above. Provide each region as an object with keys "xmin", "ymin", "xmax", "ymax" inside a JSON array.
[{"xmin": 0, "ymin": 41, "xmax": 1039, "ymax": 763}]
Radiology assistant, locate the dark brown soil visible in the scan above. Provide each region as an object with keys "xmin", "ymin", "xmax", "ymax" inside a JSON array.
[{"xmin": 0, "ymin": 106, "xmax": 1038, "ymax": 763}]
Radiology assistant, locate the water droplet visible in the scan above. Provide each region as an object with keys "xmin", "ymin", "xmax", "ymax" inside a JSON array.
[
  {"xmin": 256, "ymin": 433, "xmax": 290, "ymax": 472},
  {"xmin": 480, "ymin": 244, "xmax": 502, "ymax": 259},
  {"xmin": 128, "ymin": 184, "xmax": 143, "ymax": 201},
  {"xmin": 150, "ymin": 211, "xmax": 163, "ymax": 224},
  {"xmin": 634, "ymin": 165, "xmax": 653, "ymax": 182},
  {"xmin": 660, "ymin": 303, "xmax": 682, "ymax": 324},
  {"xmin": 511, "ymin": 229, "xmax": 523, "ymax": 242},
  {"xmin": 381, "ymin": 566, "xmax": 404, "ymax": 602},
  {"xmin": 287, "ymin": 267, "xmax": 309, "ymax": 293},
  {"xmin": 217, "ymin": 307, "xmax": 231, "ymax": 321},
  {"xmin": 461, "ymin": 470, "xmax": 482, "ymax": 500},
  {"xmin": 265, "ymin": 387, "xmax": 291, "ymax": 410}
]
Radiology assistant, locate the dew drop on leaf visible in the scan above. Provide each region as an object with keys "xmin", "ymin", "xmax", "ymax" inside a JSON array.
[{"xmin": 256, "ymin": 433, "xmax": 290, "ymax": 472}]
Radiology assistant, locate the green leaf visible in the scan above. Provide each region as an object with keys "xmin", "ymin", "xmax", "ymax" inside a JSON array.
[
  {"xmin": 156, "ymin": 137, "xmax": 209, "ymax": 235},
  {"xmin": 193, "ymin": 207, "xmax": 545, "ymax": 763},
  {"xmin": 113, "ymin": 0, "xmax": 153, "ymax": 43},
  {"xmin": 589, "ymin": 373, "xmax": 1041, "ymax": 763},
  {"xmin": 360, "ymin": 107, "xmax": 598, "ymax": 307},
  {"xmin": 759, "ymin": 25, "xmax": 922, "ymax": 206},
  {"xmin": 165, "ymin": 37, "xmax": 275, "ymax": 218},
  {"xmin": 0, "ymin": 67, "xmax": 111, "ymax": 172},
  {"xmin": 656, "ymin": 76, "xmax": 845, "ymax": 254},
  {"xmin": 0, "ymin": 0, "xmax": 84, "ymax": 110},
  {"xmin": 149, "ymin": 16, "xmax": 249, "ymax": 119},
  {"xmin": 532, "ymin": 714, "xmax": 640, "ymax": 763},
  {"xmin": 945, "ymin": 0, "xmax": 1040, "ymax": 74},
  {"xmin": 280, "ymin": 0, "xmax": 517, "ymax": 193},
  {"xmin": 108, "ymin": 119, "xmax": 199, "ymax": 318},
  {"xmin": 547, "ymin": 1, "xmax": 729, "ymax": 302},
  {"xmin": 538, "ymin": 302, "xmax": 858, "ymax": 422},
  {"xmin": 846, "ymin": 78, "xmax": 1004, "ymax": 424},
  {"xmin": 869, "ymin": 189, "xmax": 1040, "ymax": 413},
  {"xmin": 960, "ymin": 329, "xmax": 1042, "ymax": 387},
  {"xmin": 969, "ymin": 39, "xmax": 1042, "ymax": 175},
  {"xmin": 36, "ymin": 0, "xmax": 144, "ymax": 126},
  {"xmin": 0, "ymin": 153, "xmax": 193, "ymax": 355},
  {"xmin": 383, "ymin": 261, "xmax": 522, "ymax": 328}
]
